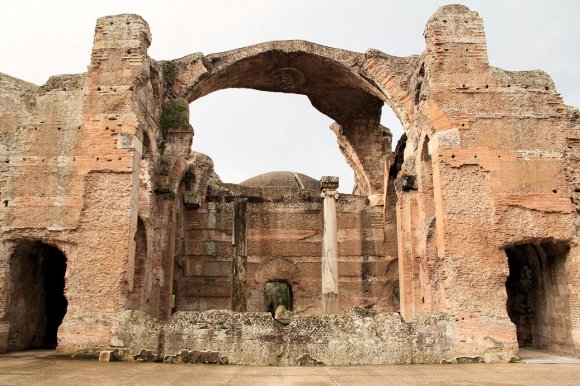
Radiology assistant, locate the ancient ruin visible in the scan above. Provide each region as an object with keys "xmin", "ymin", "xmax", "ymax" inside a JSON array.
[{"xmin": 0, "ymin": 4, "xmax": 578, "ymax": 364}]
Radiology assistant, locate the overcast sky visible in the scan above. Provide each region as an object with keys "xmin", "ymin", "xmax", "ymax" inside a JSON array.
[{"xmin": 1, "ymin": 1, "xmax": 579, "ymax": 193}]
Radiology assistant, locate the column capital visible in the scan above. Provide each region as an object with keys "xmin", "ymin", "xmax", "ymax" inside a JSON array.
[{"xmin": 320, "ymin": 176, "xmax": 339, "ymax": 191}]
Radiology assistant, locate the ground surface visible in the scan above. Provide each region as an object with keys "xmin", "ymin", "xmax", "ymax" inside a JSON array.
[{"xmin": 0, "ymin": 350, "xmax": 578, "ymax": 385}]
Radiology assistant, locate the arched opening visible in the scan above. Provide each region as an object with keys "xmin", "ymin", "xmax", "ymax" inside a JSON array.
[
  {"xmin": 172, "ymin": 42, "xmax": 405, "ymax": 199},
  {"xmin": 130, "ymin": 217, "xmax": 149, "ymax": 311},
  {"xmin": 265, "ymin": 280, "xmax": 293, "ymax": 316},
  {"xmin": 505, "ymin": 241, "xmax": 573, "ymax": 354},
  {"xmin": 189, "ymin": 89, "xmax": 355, "ymax": 192},
  {"xmin": 168, "ymin": 42, "xmax": 408, "ymax": 316},
  {"xmin": 7, "ymin": 241, "xmax": 67, "ymax": 350}
]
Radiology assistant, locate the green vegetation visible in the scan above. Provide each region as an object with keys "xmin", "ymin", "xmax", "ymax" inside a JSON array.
[
  {"xmin": 163, "ymin": 60, "xmax": 176, "ymax": 84},
  {"xmin": 160, "ymin": 101, "xmax": 189, "ymax": 133}
]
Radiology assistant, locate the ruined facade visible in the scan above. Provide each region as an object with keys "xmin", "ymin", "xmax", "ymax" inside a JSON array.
[{"xmin": 0, "ymin": 5, "xmax": 578, "ymax": 364}]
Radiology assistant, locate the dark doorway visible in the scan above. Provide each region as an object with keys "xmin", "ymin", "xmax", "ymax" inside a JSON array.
[
  {"xmin": 7, "ymin": 241, "xmax": 67, "ymax": 350},
  {"xmin": 505, "ymin": 241, "xmax": 572, "ymax": 354},
  {"xmin": 265, "ymin": 281, "xmax": 292, "ymax": 316}
]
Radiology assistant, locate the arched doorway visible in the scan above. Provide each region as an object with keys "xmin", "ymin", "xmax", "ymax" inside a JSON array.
[
  {"xmin": 6, "ymin": 241, "xmax": 67, "ymax": 350},
  {"xmin": 504, "ymin": 241, "xmax": 573, "ymax": 354}
]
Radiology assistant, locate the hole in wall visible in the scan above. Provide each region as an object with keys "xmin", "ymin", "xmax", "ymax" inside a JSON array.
[
  {"xmin": 265, "ymin": 280, "xmax": 293, "ymax": 316},
  {"xmin": 505, "ymin": 242, "xmax": 572, "ymax": 354},
  {"xmin": 6, "ymin": 241, "xmax": 68, "ymax": 351},
  {"xmin": 381, "ymin": 103, "xmax": 404, "ymax": 151},
  {"xmin": 189, "ymin": 89, "xmax": 365, "ymax": 193}
]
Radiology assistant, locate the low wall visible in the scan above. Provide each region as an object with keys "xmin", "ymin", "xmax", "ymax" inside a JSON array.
[{"xmin": 109, "ymin": 308, "xmax": 462, "ymax": 365}]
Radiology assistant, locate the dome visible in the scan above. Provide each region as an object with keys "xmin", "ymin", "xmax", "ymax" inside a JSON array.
[{"xmin": 240, "ymin": 171, "xmax": 319, "ymax": 190}]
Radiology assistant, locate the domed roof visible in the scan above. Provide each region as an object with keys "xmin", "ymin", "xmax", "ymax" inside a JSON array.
[{"xmin": 240, "ymin": 171, "xmax": 319, "ymax": 190}]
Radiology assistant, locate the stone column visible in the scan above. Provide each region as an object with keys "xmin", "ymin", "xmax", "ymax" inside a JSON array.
[
  {"xmin": 320, "ymin": 176, "xmax": 339, "ymax": 314},
  {"xmin": 232, "ymin": 198, "xmax": 248, "ymax": 311}
]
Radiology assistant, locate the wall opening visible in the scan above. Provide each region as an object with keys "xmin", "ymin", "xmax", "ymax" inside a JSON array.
[
  {"xmin": 7, "ymin": 241, "xmax": 67, "ymax": 350},
  {"xmin": 178, "ymin": 49, "xmax": 405, "ymax": 316},
  {"xmin": 381, "ymin": 104, "xmax": 404, "ymax": 151},
  {"xmin": 130, "ymin": 217, "xmax": 149, "ymax": 311},
  {"xmin": 505, "ymin": 241, "xmax": 573, "ymax": 354},
  {"xmin": 265, "ymin": 281, "xmax": 293, "ymax": 316},
  {"xmin": 189, "ymin": 89, "xmax": 357, "ymax": 193}
]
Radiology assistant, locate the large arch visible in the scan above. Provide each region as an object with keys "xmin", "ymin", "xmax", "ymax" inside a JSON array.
[{"xmin": 166, "ymin": 40, "xmax": 416, "ymax": 199}]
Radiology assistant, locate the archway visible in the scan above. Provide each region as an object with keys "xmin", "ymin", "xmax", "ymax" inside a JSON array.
[
  {"xmin": 505, "ymin": 241, "xmax": 573, "ymax": 354},
  {"xmin": 168, "ymin": 40, "xmax": 410, "ymax": 199},
  {"xmin": 189, "ymin": 89, "xmax": 355, "ymax": 192},
  {"xmin": 164, "ymin": 41, "xmax": 411, "ymax": 317},
  {"xmin": 6, "ymin": 241, "xmax": 67, "ymax": 350},
  {"xmin": 129, "ymin": 217, "xmax": 150, "ymax": 312}
]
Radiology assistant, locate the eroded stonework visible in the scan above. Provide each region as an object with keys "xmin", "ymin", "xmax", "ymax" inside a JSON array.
[{"xmin": 0, "ymin": 4, "xmax": 578, "ymax": 364}]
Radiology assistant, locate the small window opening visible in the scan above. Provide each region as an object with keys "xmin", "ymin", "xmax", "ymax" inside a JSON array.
[{"xmin": 265, "ymin": 280, "xmax": 292, "ymax": 317}]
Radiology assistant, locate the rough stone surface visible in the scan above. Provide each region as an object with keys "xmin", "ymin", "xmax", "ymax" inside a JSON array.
[
  {"xmin": 0, "ymin": 5, "xmax": 578, "ymax": 364},
  {"xmin": 111, "ymin": 309, "xmax": 456, "ymax": 365}
]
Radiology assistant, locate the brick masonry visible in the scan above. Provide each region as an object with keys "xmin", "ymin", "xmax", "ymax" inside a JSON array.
[{"xmin": 0, "ymin": 5, "xmax": 578, "ymax": 362}]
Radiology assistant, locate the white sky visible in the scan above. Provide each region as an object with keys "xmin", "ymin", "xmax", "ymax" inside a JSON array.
[{"xmin": 1, "ymin": 1, "xmax": 579, "ymax": 193}]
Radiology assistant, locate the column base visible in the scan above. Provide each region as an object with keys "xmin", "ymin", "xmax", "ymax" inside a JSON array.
[{"xmin": 322, "ymin": 292, "xmax": 338, "ymax": 314}]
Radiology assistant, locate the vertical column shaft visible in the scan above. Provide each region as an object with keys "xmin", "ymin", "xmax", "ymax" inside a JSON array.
[
  {"xmin": 321, "ymin": 177, "xmax": 339, "ymax": 314},
  {"xmin": 232, "ymin": 198, "xmax": 248, "ymax": 311}
]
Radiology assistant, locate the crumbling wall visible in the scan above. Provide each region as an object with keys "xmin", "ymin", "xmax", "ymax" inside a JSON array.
[
  {"xmin": 390, "ymin": 4, "xmax": 579, "ymax": 357},
  {"xmin": 0, "ymin": 14, "xmax": 167, "ymax": 354},
  {"xmin": 111, "ymin": 309, "xmax": 462, "ymax": 365},
  {"xmin": 174, "ymin": 181, "xmax": 397, "ymax": 315},
  {"xmin": 0, "ymin": 5, "xmax": 577, "ymax": 361}
]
